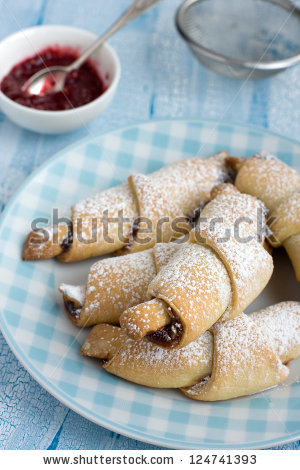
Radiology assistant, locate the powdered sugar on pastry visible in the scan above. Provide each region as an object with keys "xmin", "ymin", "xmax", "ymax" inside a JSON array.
[
  {"xmin": 251, "ymin": 301, "xmax": 300, "ymax": 362},
  {"xmin": 23, "ymin": 152, "xmax": 230, "ymax": 262},
  {"xmin": 104, "ymin": 328, "xmax": 213, "ymax": 388},
  {"xmin": 235, "ymin": 154, "xmax": 300, "ymax": 281},
  {"xmin": 152, "ymin": 242, "xmax": 180, "ymax": 271},
  {"xmin": 59, "ymin": 284, "xmax": 86, "ymax": 306},
  {"xmin": 71, "ymin": 153, "xmax": 230, "ymax": 258},
  {"xmin": 74, "ymin": 183, "xmax": 136, "ymax": 222},
  {"xmin": 183, "ymin": 313, "xmax": 289, "ymax": 401},
  {"xmin": 82, "ymin": 302, "xmax": 300, "ymax": 394},
  {"xmin": 118, "ymin": 330, "xmax": 213, "ymax": 371},
  {"xmin": 150, "ymin": 243, "xmax": 231, "ymax": 318},
  {"xmin": 121, "ymin": 185, "xmax": 273, "ymax": 348},
  {"xmin": 214, "ymin": 314, "xmax": 283, "ymax": 381},
  {"xmin": 121, "ymin": 299, "xmax": 171, "ymax": 339},
  {"xmin": 84, "ymin": 250, "xmax": 156, "ymax": 321},
  {"xmin": 147, "ymin": 152, "xmax": 230, "ymax": 215},
  {"xmin": 195, "ymin": 187, "xmax": 273, "ymax": 321},
  {"xmin": 235, "ymin": 154, "xmax": 300, "ymax": 211}
]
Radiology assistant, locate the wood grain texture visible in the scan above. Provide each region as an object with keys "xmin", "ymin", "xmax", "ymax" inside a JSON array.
[{"xmin": 0, "ymin": 0, "xmax": 300, "ymax": 450}]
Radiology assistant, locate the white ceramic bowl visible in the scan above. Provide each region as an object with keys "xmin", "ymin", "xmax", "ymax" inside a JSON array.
[{"xmin": 0, "ymin": 25, "xmax": 121, "ymax": 134}]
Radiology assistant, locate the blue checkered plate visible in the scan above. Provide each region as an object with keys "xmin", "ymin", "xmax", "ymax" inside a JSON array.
[{"xmin": 0, "ymin": 119, "xmax": 300, "ymax": 449}]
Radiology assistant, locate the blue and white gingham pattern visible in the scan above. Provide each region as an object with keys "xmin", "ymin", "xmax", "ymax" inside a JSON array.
[{"xmin": 0, "ymin": 119, "xmax": 299, "ymax": 449}]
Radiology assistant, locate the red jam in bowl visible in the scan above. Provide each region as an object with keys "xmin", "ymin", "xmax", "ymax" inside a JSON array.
[{"xmin": 0, "ymin": 46, "xmax": 107, "ymax": 111}]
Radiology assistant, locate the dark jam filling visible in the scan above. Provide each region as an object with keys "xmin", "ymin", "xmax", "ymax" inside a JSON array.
[
  {"xmin": 146, "ymin": 312, "xmax": 183, "ymax": 347},
  {"xmin": 61, "ymin": 222, "xmax": 73, "ymax": 253},
  {"xmin": 223, "ymin": 166, "xmax": 235, "ymax": 184},
  {"xmin": 0, "ymin": 46, "xmax": 106, "ymax": 111},
  {"xmin": 64, "ymin": 300, "xmax": 81, "ymax": 320},
  {"xmin": 187, "ymin": 201, "xmax": 208, "ymax": 227},
  {"xmin": 185, "ymin": 166, "xmax": 234, "ymax": 227},
  {"xmin": 121, "ymin": 219, "xmax": 140, "ymax": 253}
]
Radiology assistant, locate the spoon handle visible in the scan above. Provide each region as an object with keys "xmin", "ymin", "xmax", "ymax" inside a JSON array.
[{"xmin": 67, "ymin": 0, "xmax": 163, "ymax": 72}]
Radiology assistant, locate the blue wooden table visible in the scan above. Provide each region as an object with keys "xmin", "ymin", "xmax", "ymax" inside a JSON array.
[{"xmin": 0, "ymin": 0, "xmax": 299, "ymax": 450}]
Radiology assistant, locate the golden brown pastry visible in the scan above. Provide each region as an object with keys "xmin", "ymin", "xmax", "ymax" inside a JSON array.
[
  {"xmin": 231, "ymin": 153, "xmax": 300, "ymax": 281},
  {"xmin": 81, "ymin": 324, "xmax": 213, "ymax": 388},
  {"xmin": 120, "ymin": 184, "xmax": 273, "ymax": 348},
  {"xmin": 59, "ymin": 243, "xmax": 179, "ymax": 327},
  {"xmin": 81, "ymin": 302, "xmax": 300, "ymax": 399},
  {"xmin": 23, "ymin": 152, "xmax": 230, "ymax": 262},
  {"xmin": 182, "ymin": 313, "xmax": 289, "ymax": 401}
]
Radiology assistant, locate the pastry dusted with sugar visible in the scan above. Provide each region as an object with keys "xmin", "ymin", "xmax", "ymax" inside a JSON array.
[
  {"xmin": 120, "ymin": 184, "xmax": 273, "ymax": 349},
  {"xmin": 231, "ymin": 153, "xmax": 300, "ymax": 281},
  {"xmin": 59, "ymin": 242, "xmax": 179, "ymax": 327},
  {"xmin": 81, "ymin": 302, "xmax": 300, "ymax": 400},
  {"xmin": 23, "ymin": 152, "xmax": 230, "ymax": 262}
]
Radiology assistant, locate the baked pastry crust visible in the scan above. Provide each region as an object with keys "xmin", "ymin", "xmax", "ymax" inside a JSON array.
[
  {"xmin": 23, "ymin": 152, "xmax": 230, "ymax": 262},
  {"xmin": 120, "ymin": 184, "xmax": 273, "ymax": 348},
  {"xmin": 81, "ymin": 302, "xmax": 300, "ymax": 399},
  {"xmin": 183, "ymin": 313, "xmax": 288, "ymax": 401},
  {"xmin": 59, "ymin": 243, "xmax": 178, "ymax": 327},
  {"xmin": 233, "ymin": 153, "xmax": 300, "ymax": 280}
]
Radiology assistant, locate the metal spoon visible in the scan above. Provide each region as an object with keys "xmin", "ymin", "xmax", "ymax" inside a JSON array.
[{"xmin": 24, "ymin": 0, "xmax": 162, "ymax": 95}]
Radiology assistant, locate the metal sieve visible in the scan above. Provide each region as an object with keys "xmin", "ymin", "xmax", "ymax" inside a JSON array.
[{"xmin": 175, "ymin": 0, "xmax": 300, "ymax": 79}]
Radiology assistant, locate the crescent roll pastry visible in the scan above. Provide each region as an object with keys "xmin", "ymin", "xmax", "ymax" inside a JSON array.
[
  {"xmin": 81, "ymin": 302, "xmax": 300, "ymax": 398},
  {"xmin": 183, "ymin": 313, "xmax": 289, "ymax": 401},
  {"xmin": 120, "ymin": 184, "xmax": 273, "ymax": 348},
  {"xmin": 232, "ymin": 153, "xmax": 300, "ymax": 281},
  {"xmin": 81, "ymin": 324, "xmax": 213, "ymax": 388},
  {"xmin": 23, "ymin": 152, "xmax": 230, "ymax": 262},
  {"xmin": 59, "ymin": 242, "xmax": 179, "ymax": 327}
]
